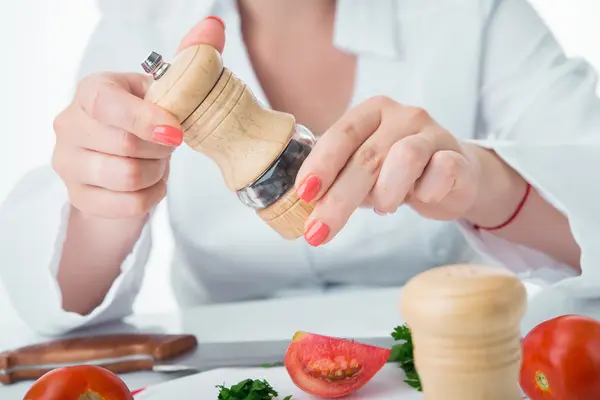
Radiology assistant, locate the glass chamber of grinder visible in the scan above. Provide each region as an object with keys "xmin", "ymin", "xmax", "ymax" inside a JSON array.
[{"xmin": 236, "ymin": 124, "xmax": 316, "ymax": 209}]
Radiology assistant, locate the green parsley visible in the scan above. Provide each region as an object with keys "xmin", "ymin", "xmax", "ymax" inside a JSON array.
[
  {"xmin": 261, "ymin": 362, "xmax": 284, "ymax": 368},
  {"xmin": 216, "ymin": 378, "xmax": 293, "ymax": 400},
  {"xmin": 389, "ymin": 324, "xmax": 422, "ymax": 391}
]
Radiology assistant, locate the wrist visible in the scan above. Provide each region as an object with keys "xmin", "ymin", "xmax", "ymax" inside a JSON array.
[
  {"xmin": 58, "ymin": 206, "xmax": 149, "ymax": 314},
  {"xmin": 64, "ymin": 205, "xmax": 148, "ymax": 269},
  {"xmin": 69, "ymin": 205, "xmax": 148, "ymax": 230},
  {"xmin": 462, "ymin": 144, "xmax": 528, "ymax": 228}
]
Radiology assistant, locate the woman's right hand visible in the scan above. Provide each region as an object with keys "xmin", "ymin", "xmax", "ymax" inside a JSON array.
[
  {"xmin": 51, "ymin": 16, "xmax": 227, "ymax": 220},
  {"xmin": 52, "ymin": 71, "xmax": 183, "ymax": 219}
]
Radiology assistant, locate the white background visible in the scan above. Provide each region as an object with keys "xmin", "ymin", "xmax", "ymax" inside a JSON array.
[{"xmin": 0, "ymin": 0, "xmax": 599, "ymax": 327}]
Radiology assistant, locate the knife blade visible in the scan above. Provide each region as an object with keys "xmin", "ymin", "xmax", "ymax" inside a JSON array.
[
  {"xmin": 156, "ymin": 335, "xmax": 396, "ymax": 372},
  {"xmin": 0, "ymin": 334, "xmax": 396, "ymax": 384}
]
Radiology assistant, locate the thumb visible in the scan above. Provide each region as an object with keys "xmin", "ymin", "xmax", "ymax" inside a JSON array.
[{"xmin": 177, "ymin": 16, "xmax": 226, "ymax": 54}]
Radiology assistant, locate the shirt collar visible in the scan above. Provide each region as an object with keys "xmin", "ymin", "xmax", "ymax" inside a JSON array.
[{"xmin": 174, "ymin": 0, "xmax": 402, "ymax": 60}]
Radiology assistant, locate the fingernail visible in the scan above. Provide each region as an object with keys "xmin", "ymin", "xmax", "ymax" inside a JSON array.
[
  {"xmin": 296, "ymin": 175, "xmax": 321, "ymax": 203},
  {"xmin": 153, "ymin": 126, "xmax": 183, "ymax": 146},
  {"xmin": 304, "ymin": 220, "xmax": 329, "ymax": 247},
  {"xmin": 205, "ymin": 15, "xmax": 226, "ymax": 28},
  {"xmin": 374, "ymin": 208, "xmax": 388, "ymax": 216}
]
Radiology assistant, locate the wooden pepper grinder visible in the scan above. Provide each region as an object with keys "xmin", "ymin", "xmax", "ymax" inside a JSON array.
[
  {"xmin": 141, "ymin": 46, "xmax": 315, "ymax": 239},
  {"xmin": 399, "ymin": 264, "xmax": 527, "ymax": 400}
]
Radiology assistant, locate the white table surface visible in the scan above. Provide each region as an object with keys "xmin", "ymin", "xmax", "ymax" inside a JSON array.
[{"xmin": 0, "ymin": 283, "xmax": 544, "ymax": 399}]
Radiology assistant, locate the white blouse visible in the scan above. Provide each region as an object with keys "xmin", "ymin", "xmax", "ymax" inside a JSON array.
[{"xmin": 1, "ymin": 0, "xmax": 600, "ymax": 336}]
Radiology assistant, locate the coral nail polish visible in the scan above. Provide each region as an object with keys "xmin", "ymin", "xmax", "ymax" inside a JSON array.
[
  {"xmin": 305, "ymin": 220, "xmax": 329, "ymax": 247},
  {"xmin": 205, "ymin": 15, "xmax": 226, "ymax": 28},
  {"xmin": 296, "ymin": 175, "xmax": 321, "ymax": 203},
  {"xmin": 153, "ymin": 126, "xmax": 183, "ymax": 146}
]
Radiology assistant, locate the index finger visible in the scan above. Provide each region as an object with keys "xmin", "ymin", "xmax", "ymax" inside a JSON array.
[
  {"xmin": 294, "ymin": 97, "xmax": 385, "ymax": 203},
  {"xmin": 76, "ymin": 74, "xmax": 183, "ymax": 145}
]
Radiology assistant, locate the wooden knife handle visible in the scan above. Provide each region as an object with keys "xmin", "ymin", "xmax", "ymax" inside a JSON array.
[{"xmin": 0, "ymin": 334, "xmax": 197, "ymax": 384}]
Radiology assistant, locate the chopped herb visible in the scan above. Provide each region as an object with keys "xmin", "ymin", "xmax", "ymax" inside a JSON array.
[
  {"xmin": 389, "ymin": 324, "xmax": 422, "ymax": 391},
  {"xmin": 216, "ymin": 378, "xmax": 293, "ymax": 400},
  {"xmin": 261, "ymin": 362, "xmax": 284, "ymax": 368}
]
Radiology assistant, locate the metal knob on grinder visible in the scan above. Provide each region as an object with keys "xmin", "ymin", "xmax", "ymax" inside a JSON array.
[{"xmin": 142, "ymin": 46, "xmax": 315, "ymax": 239}]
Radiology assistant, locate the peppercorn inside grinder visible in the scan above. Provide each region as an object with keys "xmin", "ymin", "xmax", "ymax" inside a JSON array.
[
  {"xmin": 400, "ymin": 264, "xmax": 527, "ymax": 400},
  {"xmin": 141, "ymin": 46, "xmax": 315, "ymax": 239}
]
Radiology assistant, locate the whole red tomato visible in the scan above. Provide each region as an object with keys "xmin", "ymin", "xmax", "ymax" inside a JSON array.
[
  {"xmin": 520, "ymin": 314, "xmax": 600, "ymax": 400},
  {"xmin": 24, "ymin": 365, "xmax": 134, "ymax": 400}
]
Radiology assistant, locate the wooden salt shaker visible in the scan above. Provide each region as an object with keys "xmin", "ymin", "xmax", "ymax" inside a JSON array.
[
  {"xmin": 141, "ymin": 46, "xmax": 315, "ymax": 239},
  {"xmin": 400, "ymin": 264, "xmax": 527, "ymax": 400}
]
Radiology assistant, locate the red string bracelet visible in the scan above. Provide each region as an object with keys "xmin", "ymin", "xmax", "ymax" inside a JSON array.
[{"xmin": 474, "ymin": 182, "xmax": 532, "ymax": 231}]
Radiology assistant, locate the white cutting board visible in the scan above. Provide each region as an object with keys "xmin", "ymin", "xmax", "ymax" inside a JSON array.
[
  {"xmin": 135, "ymin": 365, "xmax": 531, "ymax": 399},
  {"xmin": 135, "ymin": 364, "xmax": 422, "ymax": 399}
]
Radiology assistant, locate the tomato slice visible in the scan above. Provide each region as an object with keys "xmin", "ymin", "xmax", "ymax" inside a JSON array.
[
  {"xmin": 520, "ymin": 314, "xmax": 600, "ymax": 400},
  {"xmin": 284, "ymin": 332, "xmax": 391, "ymax": 398}
]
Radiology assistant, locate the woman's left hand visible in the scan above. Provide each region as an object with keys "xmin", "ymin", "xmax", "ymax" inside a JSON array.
[{"xmin": 295, "ymin": 95, "xmax": 485, "ymax": 247}]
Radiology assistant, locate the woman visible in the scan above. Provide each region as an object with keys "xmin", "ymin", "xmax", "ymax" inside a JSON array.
[{"xmin": 1, "ymin": 0, "xmax": 599, "ymax": 336}]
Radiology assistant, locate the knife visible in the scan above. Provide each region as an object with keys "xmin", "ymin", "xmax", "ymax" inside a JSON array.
[
  {"xmin": 0, "ymin": 334, "xmax": 198, "ymax": 384},
  {"xmin": 0, "ymin": 333, "xmax": 396, "ymax": 384}
]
